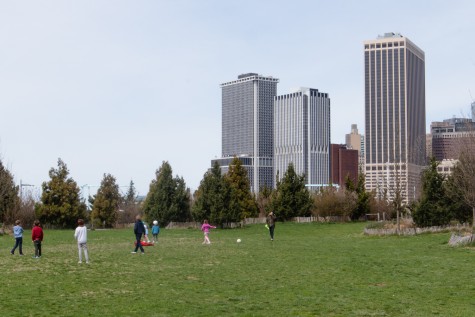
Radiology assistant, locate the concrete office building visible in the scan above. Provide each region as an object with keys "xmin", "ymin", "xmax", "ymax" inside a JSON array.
[
  {"xmin": 345, "ymin": 124, "xmax": 365, "ymax": 169},
  {"xmin": 274, "ymin": 88, "xmax": 330, "ymax": 188},
  {"xmin": 364, "ymin": 33, "xmax": 426, "ymax": 203},
  {"xmin": 212, "ymin": 73, "xmax": 279, "ymax": 193}
]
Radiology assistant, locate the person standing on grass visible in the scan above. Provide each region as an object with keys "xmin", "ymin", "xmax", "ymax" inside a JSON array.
[
  {"xmin": 201, "ymin": 220, "xmax": 216, "ymax": 245},
  {"xmin": 266, "ymin": 211, "xmax": 277, "ymax": 241},
  {"xmin": 132, "ymin": 215, "xmax": 145, "ymax": 254},
  {"xmin": 11, "ymin": 220, "xmax": 24, "ymax": 256},
  {"xmin": 31, "ymin": 220, "xmax": 43, "ymax": 258},
  {"xmin": 74, "ymin": 219, "xmax": 89, "ymax": 264},
  {"xmin": 144, "ymin": 224, "xmax": 150, "ymax": 243},
  {"xmin": 151, "ymin": 221, "xmax": 160, "ymax": 243}
]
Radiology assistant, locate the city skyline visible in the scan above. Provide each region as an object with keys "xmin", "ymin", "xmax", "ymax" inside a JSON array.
[{"xmin": 1, "ymin": 1, "xmax": 474, "ymax": 195}]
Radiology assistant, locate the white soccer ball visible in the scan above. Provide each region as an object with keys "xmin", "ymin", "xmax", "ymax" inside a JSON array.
[
  {"xmin": 237, "ymin": 238, "xmax": 241, "ymax": 243},
  {"xmin": 153, "ymin": 220, "xmax": 158, "ymax": 225}
]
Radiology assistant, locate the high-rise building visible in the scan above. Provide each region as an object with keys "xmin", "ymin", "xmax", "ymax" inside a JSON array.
[
  {"xmin": 330, "ymin": 144, "xmax": 358, "ymax": 187},
  {"xmin": 274, "ymin": 88, "xmax": 330, "ymax": 188},
  {"xmin": 345, "ymin": 124, "xmax": 364, "ymax": 169},
  {"xmin": 212, "ymin": 73, "xmax": 279, "ymax": 192},
  {"xmin": 364, "ymin": 33, "xmax": 426, "ymax": 203}
]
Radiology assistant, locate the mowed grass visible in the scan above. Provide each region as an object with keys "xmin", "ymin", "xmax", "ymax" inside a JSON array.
[{"xmin": 1, "ymin": 222, "xmax": 474, "ymax": 317}]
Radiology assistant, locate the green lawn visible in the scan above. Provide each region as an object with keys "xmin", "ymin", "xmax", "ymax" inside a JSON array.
[{"xmin": 1, "ymin": 222, "xmax": 474, "ymax": 316}]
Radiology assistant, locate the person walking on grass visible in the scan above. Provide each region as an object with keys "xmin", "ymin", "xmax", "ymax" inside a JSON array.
[
  {"xmin": 11, "ymin": 220, "xmax": 24, "ymax": 256},
  {"xmin": 266, "ymin": 211, "xmax": 277, "ymax": 241},
  {"xmin": 31, "ymin": 220, "xmax": 43, "ymax": 258},
  {"xmin": 74, "ymin": 219, "xmax": 89, "ymax": 264},
  {"xmin": 201, "ymin": 220, "xmax": 216, "ymax": 245},
  {"xmin": 132, "ymin": 215, "xmax": 145, "ymax": 254}
]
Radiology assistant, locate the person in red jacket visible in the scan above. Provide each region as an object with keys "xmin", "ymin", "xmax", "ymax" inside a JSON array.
[{"xmin": 31, "ymin": 220, "xmax": 44, "ymax": 258}]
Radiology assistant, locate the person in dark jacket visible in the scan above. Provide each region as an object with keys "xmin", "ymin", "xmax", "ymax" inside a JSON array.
[
  {"xmin": 132, "ymin": 215, "xmax": 145, "ymax": 254},
  {"xmin": 266, "ymin": 211, "xmax": 277, "ymax": 241}
]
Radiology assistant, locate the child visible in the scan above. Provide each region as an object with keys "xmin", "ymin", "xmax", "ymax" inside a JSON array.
[
  {"xmin": 11, "ymin": 220, "xmax": 24, "ymax": 255},
  {"xmin": 132, "ymin": 215, "xmax": 145, "ymax": 254},
  {"xmin": 201, "ymin": 220, "xmax": 216, "ymax": 245},
  {"xmin": 31, "ymin": 220, "xmax": 43, "ymax": 258},
  {"xmin": 151, "ymin": 221, "xmax": 160, "ymax": 243},
  {"xmin": 144, "ymin": 224, "xmax": 150, "ymax": 243},
  {"xmin": 74, "ymin": 219, "xmax": 89, "ymax": 264}
]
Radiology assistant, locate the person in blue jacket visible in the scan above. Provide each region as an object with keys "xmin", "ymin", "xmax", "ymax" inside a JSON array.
[
  {"xmin": 151, "ymin": 220, "xmax": 160, "ymax": 243},
  {"xmin": 11, "ymin": 220, "xmax": 24, "ymax": 255},
  {"xmin": 132, "ymin": 215, "xmax": 145, "ymax": 254}
]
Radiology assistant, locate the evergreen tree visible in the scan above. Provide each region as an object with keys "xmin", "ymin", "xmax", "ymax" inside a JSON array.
[
  {"xmin": 413, "ymin": 158, "xmax": 450, "ymax": 227},
  {"xmin": 119, "ymin": 180, "xmax": 140, "ymax": 224},
  {"xmin": 192, "ymin": 161, "xmax": 229, "ymax": 224},
  {"xmin": 350, "ymin": 173, "xmax": 371, "ymax": 221},
  {"xmin": 0, "ymin": 160, "xmax": 19, "ymax": 224},
  {"xmin": 171, "ymin": 176, "xmax": 192, "ymax": 222},
  {"xmin": 35, "ymin": 159, "xmax": 86, "ymax": 228},
  {"xmin": 90, "ymin": 173, "xmax": 121, "ymax": 228},
  {"xmin": 143, "ymin": 161, "xmax": 191, "ymax": 226},
  {"xmin": 271, "ymin": 163, "xmax": 312, "ymax": 220},
  {"xmin": 223, "ymin": 157, "xmax": 258, "ymax": 223}
]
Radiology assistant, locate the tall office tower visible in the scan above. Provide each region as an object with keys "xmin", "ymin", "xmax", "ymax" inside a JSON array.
[
  {"xmin": 212, "ymin": 73, "xmax": 279, "ymax": 193},
  {"xmin": 274, "ymin": 88, "xmax": 330, "ymax": 188},
  {"xmin": 471, "ymin": 101, "xmax": 475, "ymax": 122},
  {"xmin": 364, "ymin": 33, "xmax": 426, "ymax": 203},
  {"xmin": 345, "ymin": 124, "xmax": 365, "ymax": 169}
]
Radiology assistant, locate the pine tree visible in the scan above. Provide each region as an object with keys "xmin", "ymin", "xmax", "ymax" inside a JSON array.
[
  {"xmin": 35, "ymin": 159, "xmax": 86, "ymax": 228},
  {"xmin": 91, "ymin": 173, "xmax": 121, "ymax": 228},
  {"xmin": 0, "ymin": 160, "xmax": 19, "ymax": 225},
  {"xmin": 223, "ymin": 157, "xmax": 258, "ymax": 223},
  {"xmin": 119, "ymin": 180, "xmax": 140, "ymax": 224},
  {"xmin": 143, "ymin": 161, "xmax": 191, "ymax": 226},
  {"xmin": 271, "ymin": 163, "xmax": 312, "ymax": 220},
  {"xmin": 413, "ymin": 158, "xmax": 450, "ymax": 227},
  {"xmin": 349, "ymin": 173, "xmax": 371, "ymax": 221},
  {"xmin": 192, "ymin": 161, "xmax": 229, "ymax": 223}
]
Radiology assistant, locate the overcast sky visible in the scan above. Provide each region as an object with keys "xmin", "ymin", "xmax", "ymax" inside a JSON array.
[{"xmin": 1, "ymin": 0, "xmax": 474, "ymax": 196}]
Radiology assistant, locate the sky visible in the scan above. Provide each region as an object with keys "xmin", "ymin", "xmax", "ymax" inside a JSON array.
[{"xmin": 1, "ymin": 0, "xmax": 474, "ymax": 197}]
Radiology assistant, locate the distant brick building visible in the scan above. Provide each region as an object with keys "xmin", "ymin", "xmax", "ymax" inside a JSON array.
[
  {"xmin": 330, "ymin": 144, "xmax": 358, "ymax": 187},
  {"xmin": 431, "ymin": 118, "xmax": 475, "ymax": 161}
]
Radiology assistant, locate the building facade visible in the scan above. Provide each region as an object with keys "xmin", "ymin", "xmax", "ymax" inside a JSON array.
[
  {"xmin": 345, "ymin": 124, "xmax": 364, "ymax": 170},
  {"xmin": 274, "ymin": 88, "xmax": 330, "ymax": 188},
  {"xmin": 364, "ymin": 33, "xmax": 426, "ymax": 203},
  {"xmin": 431, "ymin": 117, "xmax": 475, "ymax": 161},
  {"xmin": 330, "ymin": 144, "xmax": 358, "ymax": 187},
  {"xmin": 214, "ymin": 73, "xmax": 279, "ymax": 192}
]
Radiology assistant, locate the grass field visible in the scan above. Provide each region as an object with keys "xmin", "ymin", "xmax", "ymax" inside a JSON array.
[{"xmin": 1, "ymin": 222, "xmax": 474, "ymax": 316}]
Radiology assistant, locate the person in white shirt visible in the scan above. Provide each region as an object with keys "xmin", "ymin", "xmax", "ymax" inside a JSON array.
[{"xmin": 74, "ymin": 219, "xmax": 89, "ymax": 264}]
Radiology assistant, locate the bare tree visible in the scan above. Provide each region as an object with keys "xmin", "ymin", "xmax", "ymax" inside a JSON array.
[{"xmin": 449, "ymin": 135, "xmax": 475, "ymax": 231}]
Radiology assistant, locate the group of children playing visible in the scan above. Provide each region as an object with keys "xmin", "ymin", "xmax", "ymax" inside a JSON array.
[
  {"xmin": 10, "ymin": 219, "xmax": 44, "ymax": 258},
  {"xmin": 7, "ymin": 217, "xmax": 224, "ymax": 262}
]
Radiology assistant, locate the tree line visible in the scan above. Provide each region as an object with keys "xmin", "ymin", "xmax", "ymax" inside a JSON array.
[{"xmin": 1, "ymin": 150, "xmax": 474, "ymax": 229}]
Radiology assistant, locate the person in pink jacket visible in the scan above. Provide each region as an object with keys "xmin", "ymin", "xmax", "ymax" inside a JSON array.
[{"xmin": 201, "ymin": 220, "xmax": 216, "ymax": 245}]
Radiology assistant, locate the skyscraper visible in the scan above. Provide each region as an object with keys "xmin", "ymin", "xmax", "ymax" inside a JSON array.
[
  {"xmin": 345, "ymin": 124, "xmax": 364, "ymax": 169},
  {"xmin": 212, "ymin": 73, "xmax": 279, "ymax": 192},
  {"xmin": 274, "ymin": 88, "xmax": 330, "ymax": 187},
  {"xmin": 364, "ymin": 33, "xmax": 426, "ymax": 202}
]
